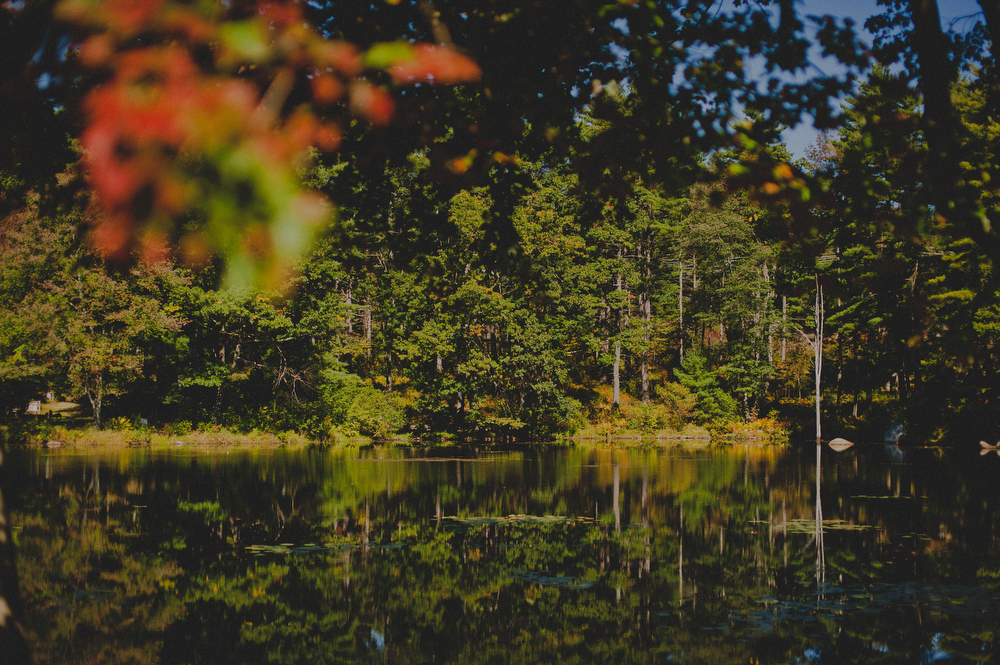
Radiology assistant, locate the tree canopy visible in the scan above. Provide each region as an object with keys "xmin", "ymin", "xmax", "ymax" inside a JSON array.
[{"xmin": 1, "ymin": 0, "xmax": 999, "ymax": 443}]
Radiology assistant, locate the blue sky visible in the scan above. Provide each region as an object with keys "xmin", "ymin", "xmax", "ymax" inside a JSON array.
[{"xmin": 781, "ymin": 0, "xmax": 984, "ymax": 159}]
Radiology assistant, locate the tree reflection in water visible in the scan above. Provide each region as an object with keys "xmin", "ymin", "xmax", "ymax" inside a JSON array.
[{"xmin": 5, "ymin": 443, "xmax": 1000, "ymax": 664}]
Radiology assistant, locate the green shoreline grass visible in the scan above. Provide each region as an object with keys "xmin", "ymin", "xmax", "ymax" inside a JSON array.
[{"xmin": 3, "ymin": 421, "xmax": 789, "ymax": 450}]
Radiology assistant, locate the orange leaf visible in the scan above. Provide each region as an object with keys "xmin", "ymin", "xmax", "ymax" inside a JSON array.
[
  {"xmin": 314, "ymin": 123, "xmax": 341, "ymax": 151},
  {"xmin": 311, "ymin": 73, "xmax": 344, "ymax": 104},
  {"xmin": 314, "ymin": 42, "xmax": 362, "ymax": 76},
  {"xmin": 93, "ymin": 214, "xmax": 134, "ymax": 261},
  {"xmin": 350, "ymin": 82, "xmax": 395, "ymax": 125},
  {"xmin": 389, "ymin": 45, "xmax": 481, "ymax": 85},
  {"xmin": 257, "ymin": 0, "xmax": 302, "ymax": 27},
  {"xmin": 104, "ymin": 0, "xmax": 168, "ymax": 33},
  {"xmin": 79, "ymin": 35, "xmax": 115, "ymax": 67}
]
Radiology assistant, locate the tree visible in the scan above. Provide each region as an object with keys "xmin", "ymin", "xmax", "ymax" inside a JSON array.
[
  {"xmin": 3, "ymin": 0, "xmax": 876, "ymax": 286},
  {"xmin": 673, "ymin": 351, "xmax": 737, "ymax": 426},
  {"xmin": 10, "ymin": 0, "xmax": 480, "ymax": 289},
  {"xmin": 51, "ymin": 264, "xmax": 183, "ymax": 428},
  {"xmin": 796, "ymin": 280, "xmax": 824, "ymax": 440},
  {"xmin": 0, "ymin": 207, "xmax": 184, "ymax": 427}
]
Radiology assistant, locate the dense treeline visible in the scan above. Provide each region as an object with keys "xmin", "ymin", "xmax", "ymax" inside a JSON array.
[{"xmin": 2, "ymin": 0, "xmax": 1000, "ymax": 441}]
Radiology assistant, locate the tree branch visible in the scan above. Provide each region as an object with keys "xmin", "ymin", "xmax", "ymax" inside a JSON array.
[{"xmin": 417, "ymin": 0, "xmax": 453, "ymax": 46}]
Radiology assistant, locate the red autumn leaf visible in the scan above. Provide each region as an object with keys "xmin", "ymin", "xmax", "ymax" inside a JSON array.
[
  {"xmin": 61, "ymin": 0, "xmax": 480, "ymax": 285},
  {"xmin": 79, "ymin": 35, "xmax": 115, "ymax": 67},
  {"xmin": 92, "ymin": 214, "xmax": 134, "ymax": 260},
  {"xmin": 313, "ymin": 123, "xmax": 341, "ymax": 151},
  {"xmin": 257, "ymin": 0, "xmax": 302, "ymax": 28},
  {"xmin": 313, "ymin": 42, "xmax": 362, "ymax": 76},
  {"xmin": 389, "ymin": 45, "xmax": 481, "ymax": 85},
  {"xmin": 349, "ymin": 82, "xmax": 395, "ymax": 126},
  {"xmin": 311, "ymin": 72, "xmax": 344, "ymax": 104},
  {"xmin": 99, "ymin": 0, "xmax": 168, "ymax": 33}
]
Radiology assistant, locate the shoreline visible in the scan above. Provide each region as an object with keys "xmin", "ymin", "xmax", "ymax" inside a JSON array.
[{"xmin": 5, "ymin": 426, "xmax": 789, "ymax": 450}]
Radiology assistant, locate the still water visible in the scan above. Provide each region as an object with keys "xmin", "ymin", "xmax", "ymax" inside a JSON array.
[{"xmin": 6, "ymin": 441, "xmax": 1000, "ymax": 664}]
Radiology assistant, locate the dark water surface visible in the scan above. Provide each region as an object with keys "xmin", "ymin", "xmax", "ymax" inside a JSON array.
[{"xmin": 7, "ymin": 441, "xmax": 1000, "ymax": 664}]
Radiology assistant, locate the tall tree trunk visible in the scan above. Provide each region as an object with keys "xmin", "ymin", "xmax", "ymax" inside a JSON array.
[
  {"xmin": 909, "ymin": 0, "xmax": 1000, "ymax": 259},
  {"xmin": 781, "ymin": 296, "xmax": 787, "ymax": 363},
  {"xmin": 345, "ymin": 280, "xmax": 353, "ymax": 334},
  {"xmin": 385, "ymin": 350, "xmax": 393, "ymax": 393},
  {"xmin": 641, "ymin": 293, "xmax": 651, "ymax": 404},
  {"xmin": 641, "ymin": 237, "xmax": 652, "ymax": 404},
  {"xmin": 798, "ymin": 279, "xmax": 824, "ymax": 439},
  {"xmin": 613, "ymin": 341, "xmax": 621, "ymax": 410},
  {"xmin": 764, "ymin": 262, "xmax": 773, "ymax": 364},
  {"xmin": 212, "ymin": 333, "xmax": 226, "ymax": 424},
  {"xmin": 613, "ymin": 247, "xmax": 625, "ymax": 411},
  {"xmin": 852, "ymin": 332, "xmax": 860, "ymax": 418},
  {"xmin": 679, "ymin": 251, "xmax": 684, "ymax": 363},
  {"xmin": 836, "ymin": 332, "xmax": 843, "ymax": 409},
  {"xmin": 88, "ymin": 374, "xmax": 103, "ymax": 429},
  {"xmin": 813, "ymin": 283, "xmax": 825, "ymax": 440},
  {"xmin": 364, "ymin": 305, "xmax": 372, "ymax": 350}
]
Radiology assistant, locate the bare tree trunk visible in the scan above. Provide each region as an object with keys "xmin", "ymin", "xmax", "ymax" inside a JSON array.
[
  {"xmin": 852, "ymin": 333, "xmax": 860, "ymax": 418},
  {"xmin": 797, "ymin": 279, "xmax": 824, "ymax": 440},
  {"xmin": 641, "ymin": 292, "xmax": 651, "ymax": 404},
  {"xmin": 781, "ymin": 296, "xmax": 787, "ymax": 363},
  {"xmin": 344, "ymin": 280, "xmax": 353, "ymax": 334},
  {"xmin": 836, "ymin": 332, "xmax": 843, "ymax": 409},
  {"xmin": 88, "ymin": 374, "xmax": 103, "ymax": 430},
  {"xmin": 613, "ymin": 341, "xmax": 621, "ymax": 410},
  {"xmin": 364, "ymin": 306, "xmax": 372, "ymax": 350},
  {"xmin": 679, "ymin": 251, "xmax": 684, "ymax": 363},
  {"xmin": 641, "ymin": 236, "xmax": 652, "ymax": 404},
  {"xmin": 613, "ymin": 249, "xmax": 625, "ymax": 410},
  {"xmin": 764, "ymin": 262, "xmax": 773, "ymax": 363},
  {"xmin": 813, "ymin": 283, "xmax": 824, "ymax": 440},
  {"xmin": 386, "ymin": 350, "xmax": 393, "ymax": 393}
]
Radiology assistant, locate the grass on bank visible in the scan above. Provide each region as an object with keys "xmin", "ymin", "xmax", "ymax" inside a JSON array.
[{"xmin": 2, "ymin": 380, "xmax": 794, "ymax": 448}]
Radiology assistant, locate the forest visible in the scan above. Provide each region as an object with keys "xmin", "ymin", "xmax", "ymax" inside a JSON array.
[{"xmin": 2, "ymin": 0, "xmax": 999, "ymax": 443}]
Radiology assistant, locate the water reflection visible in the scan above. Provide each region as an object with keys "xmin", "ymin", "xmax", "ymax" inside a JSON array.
[
  {"xmin": 816, "ymin": 443, "xmax": 825, "ymax": 589},
  {"xmin": 7, "ymin": 442, "xmax": 1000, "ymax": 664}
]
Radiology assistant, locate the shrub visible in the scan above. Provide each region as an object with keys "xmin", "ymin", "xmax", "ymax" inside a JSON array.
[
  {"xmin": 163, "ymin": 420, "xmax": 192, "ymax": 436},
  {"xmin": 344, "ymin": 385, "xmax": 407, "ymax": 439},
  {"xmin": 320, "ymin": 367, "xmax": 408, "ymax": 440},
  {"xmin": 726, "ymin": 416, "xmax": 790, "ymax": 440},
  {"xmin": 656, "ymin": 382, "xmax": 697, "ymax": 429},
  {"xmin": 625, "ymin": 401, "xmax": 669, "ymax": 434},
  {"xmin": 674, "ymin": 352, "xmax": 738, "ymax": 425},
  {"xmin": 107, "ymin": 416, "xmax": 133, "ymax": 431}
]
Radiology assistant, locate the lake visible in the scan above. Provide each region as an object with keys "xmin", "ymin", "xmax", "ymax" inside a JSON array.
[{"xmin": 6, "ymin": 440, "xmax": 1000, "ymax": 664}]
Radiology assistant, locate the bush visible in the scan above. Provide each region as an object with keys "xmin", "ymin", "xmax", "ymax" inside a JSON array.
[
  {"xmin": 162, "ymin": 420, "xmax": 192, "ymax": 436},
  {"xmin": 674, "ymin": 352, "xmax": 739, "ymax": 425},
  {"xmin": 625, "ymin": 401, "xmax": 670, "ymax": 433},
  {"xmin": 320, "ymin": 369, "xmax": 408, "ymax": 440},
  {"xmin": 656, "ymin": 382, "xmax": 697, "ymax": 429},
  {"xmin": 107, "ymin": 416, "xmax": 133, "ymax": 431},
  {"xmin": 346, "ymin": 385, "xmax": 408, "ymax": 439},
  {"xmin": 726, "ymin": 416, "xmax": 789, "ymax": 440},
  {"xmin": 523, "ymin": 381, "xmax": 584, "ymax": 437}
]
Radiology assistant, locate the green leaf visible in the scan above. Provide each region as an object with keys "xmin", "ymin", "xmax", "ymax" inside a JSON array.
[
  {"xmin": 219, "ymin": 21, "xmax": 271, "ymax": 62},
  {"xmin": 364, "ymin": 42, "xmax": 414, "ymax": 70}
]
